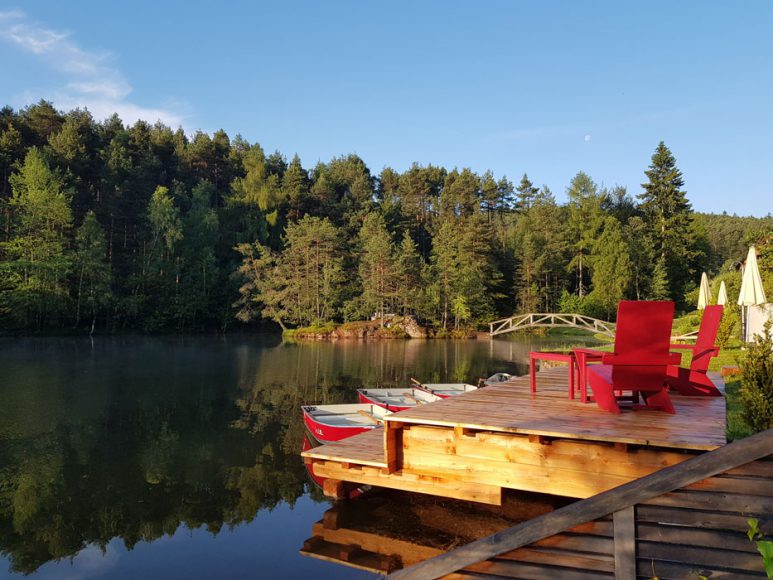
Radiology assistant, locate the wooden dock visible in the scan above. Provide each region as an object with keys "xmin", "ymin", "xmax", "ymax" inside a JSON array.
[
  {"xmin": 389, "ymin": 429, "xmax": 773, "ymax": 579},
  {"xmin": 302, "ymin": 367, "xmax": 727, "ymax": 505}
]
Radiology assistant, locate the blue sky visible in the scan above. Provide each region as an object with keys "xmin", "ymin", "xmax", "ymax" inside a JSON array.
[{"xmin": 1, "ymin": 1, "xmax": 771, "ymax": 215}]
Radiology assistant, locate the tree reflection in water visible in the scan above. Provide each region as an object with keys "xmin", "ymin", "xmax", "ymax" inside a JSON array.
[{"xmin": 0, "ymin": 334, "xmax": 587, "ymax": 574}]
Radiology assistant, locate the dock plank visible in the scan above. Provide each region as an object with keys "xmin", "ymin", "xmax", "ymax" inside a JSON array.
[
  {"xmin": 305, "ymin": 428, "xmax": 387, "ymax": 467},
  {"xmin": 300, "ymin": 367, "xmax": 727, "ymax": 503},
  {"xmin": 385, "ymin": 368, "xmax": 725, "ymax": 450}
]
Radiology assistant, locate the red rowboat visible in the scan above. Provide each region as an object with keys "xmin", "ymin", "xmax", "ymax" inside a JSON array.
[
  {"xmin": 301, "ymin": 403, "xmax": 390, "ymax": 444},
  {"xmin": 301, "ymin": 432, "xmax": 327, "ymax": 489},
  {"xmin": 301, "ymin": 432, "xmax": 366, "ymax": 499},
  {"xmin": 357, "ymin": 387, "xmax": 440, "ymax": 411}
]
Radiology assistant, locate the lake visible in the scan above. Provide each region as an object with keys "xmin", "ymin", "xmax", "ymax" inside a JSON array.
[{"xmin": 0, "ymin": 334, "xmax": 592, "ymax": 579}]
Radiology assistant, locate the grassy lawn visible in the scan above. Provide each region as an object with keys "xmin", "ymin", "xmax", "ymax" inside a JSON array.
[
  {"xmin": 675, "ymin": 311, "xmax": 754, "ymax": 440},
  {"xmin": 697, "ymin": 343, "xmax": 752, "ymax": 440}
]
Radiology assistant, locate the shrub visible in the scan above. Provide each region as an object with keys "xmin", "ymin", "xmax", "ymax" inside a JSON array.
[
  {"xmin": 716, "ymin": 307, "xmax": 740, "ymax": 347},
  {"xmin": 739, "ymin": 320, "xmax": 773, "ymax": 432},
  {"xmin": 558, "ymin": 290, "xmax": 609, "ymax": 320}
]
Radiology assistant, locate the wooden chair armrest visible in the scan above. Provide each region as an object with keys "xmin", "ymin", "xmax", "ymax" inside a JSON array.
[
  {"xmin": 573, "ymin": 347, "xmax": 606, "ymax": 357},
  {"xmin": 601, "ymin": 352, "xmax": 682, "ymax": 366}
]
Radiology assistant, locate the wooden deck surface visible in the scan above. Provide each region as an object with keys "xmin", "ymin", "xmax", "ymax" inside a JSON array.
[
  {"xmin": 306, "ymin": 426, "xmax": 387, "ymax": 467},
  {"xmin": 386, "ymin": 367, "xmax": 726, "ymax": 451},
  {"xmin": 301, "ymin": 367, "xmax": 728, "ymax": 503}
]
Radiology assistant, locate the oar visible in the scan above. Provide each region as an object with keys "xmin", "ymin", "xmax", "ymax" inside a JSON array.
[
  {"xmin": 411, "ymin": 377, "xmax": 435, "ymax": 395},
  {"xmin": 411, "ymin": 377, "xmax": 432, "ymax": 393},
  {"xmin": 401, "ymin": 392, "xmax": 426, "ymax": 404},
  {"xmin": 357, "ymin": 410, "xmax": 381, "ymax": 424}
]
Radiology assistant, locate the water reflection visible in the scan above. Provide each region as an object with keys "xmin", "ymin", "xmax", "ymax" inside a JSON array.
[
  {"xmin": 301, "ymin": 489, "xmax": 566, "ymax": 575},
  {"xmin": 0, "ymin": 334, "xmax": 592, "ymax": 576}
]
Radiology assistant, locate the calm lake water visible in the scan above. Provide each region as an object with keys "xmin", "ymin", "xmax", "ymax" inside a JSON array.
[{"xmin": 0, "ymin": 334, "xmax": 592, "ymax": 579}]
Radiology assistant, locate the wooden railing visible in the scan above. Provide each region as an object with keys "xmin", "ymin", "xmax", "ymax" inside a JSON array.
[
  {"xmin": 389, "ymin": 429, "xmax": 773, "ymax": 579},
  {"xmin": 489, "ymin": 313, "xmax": 617, "ymax": 338}
]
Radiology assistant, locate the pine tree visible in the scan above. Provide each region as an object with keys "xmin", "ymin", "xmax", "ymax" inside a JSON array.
[
  {"xmin": 639, "ymin": 142, "xmax": 696, "ymax": 300},
  {"xmin": 358, "ymin": 212, "xmax": 397, "ymax": 325},
  {"xmin": 648, "ymin": 256, "xmax": 670, "ymax": 300},
  {"xmin": 282, "ymin": 154, "xmax": 310, "ymax": 222},
  {"xmin": 395, "ymin": 234, "xmax": 422, "ymax": 316},
  {"xmin": 73, "ymin": 211, "xmax": 112, "ymax": 332},
  {"xmin": 590, "ymin": 217, "xmax": 632, "ymax": 318},
  {"xmin": 0, "ymin": 147, "xmax": 73, "ymax": 328},
  {"xmin": 233, "ymin": 242, "xmax": 289, "ymax": 330},
  {"xmin": 431, "ymin": 219, "xmax": 460, "ymax": 329},
  {"xmin": 566, "ymin": 172, "xmax": 605, "ymax": 297},
  {"xmin": 624, "ymin": 216, "xmax": 653, "ymax": 300},
  {"xmin": 177, "ymin": 182, "xmax": 219, "ymax": 327},
  {"xmin": 515, "ymin": 174, "xmax": 539, "ymax": 213},
  {"xmin": 283, "ymin": 216, "xmax": 344, "ymax": 325}
]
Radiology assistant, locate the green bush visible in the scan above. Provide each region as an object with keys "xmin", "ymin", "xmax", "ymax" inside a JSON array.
[
  {"xmin": 739, "ymin": 320, "xmax": 773, "ymax": 433},
  {"xmin": 716, "ymin": 307, "xmax": 740, "ymax": 347},
  {"xmin": 558, "ymin": 290, "xmax": 608, "ymax": 320}
]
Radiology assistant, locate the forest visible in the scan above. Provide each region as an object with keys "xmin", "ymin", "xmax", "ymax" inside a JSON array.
[{"xmin": 1, "ymin": 100, "xmax": 771, "ymax": 334}]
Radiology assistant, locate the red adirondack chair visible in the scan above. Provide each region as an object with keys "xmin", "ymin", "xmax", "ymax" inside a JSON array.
[
  {"xmin": 575, "ymin": 301, "xmax": 681, "ymax": 414},
  {"xmin": 666, "ymin": 304, "xmax": 724, "ymax": 396}
]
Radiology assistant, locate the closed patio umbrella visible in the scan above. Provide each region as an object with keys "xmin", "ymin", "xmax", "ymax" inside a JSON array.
[
  {"xmin": 738, "ymin": 246, "xmax": 767, "ymax": 341},
  {"xmin": 697, "ymin": 272, "xmax": 710, "ymax": 310},
  {"xmin": 717, "ymin": 280, "xmax": 728, "ymax": 305}
]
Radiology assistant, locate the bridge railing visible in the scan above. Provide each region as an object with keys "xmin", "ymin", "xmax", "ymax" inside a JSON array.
[{"xmin": 489, "ymin": 313, "xmax": 616, "ymax": 338}]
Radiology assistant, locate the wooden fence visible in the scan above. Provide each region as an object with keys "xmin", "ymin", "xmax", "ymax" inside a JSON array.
[{"xmin": 389, "ymin": 428, "xmax": 773, "ymax": 579}]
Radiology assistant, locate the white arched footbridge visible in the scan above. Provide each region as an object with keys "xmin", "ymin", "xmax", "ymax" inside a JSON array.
[{"xmin": 489, "ymin": 313, "xmax": 616, "ymax": 338}]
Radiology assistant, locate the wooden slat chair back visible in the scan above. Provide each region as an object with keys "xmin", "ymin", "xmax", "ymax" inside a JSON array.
[
  {"xmin": 667, "ymin": 304, "xmax": 724, "ymax": 396},
  {"xmin": 586, "ymin": 301, "xmax": 679, "ymax": 414}
]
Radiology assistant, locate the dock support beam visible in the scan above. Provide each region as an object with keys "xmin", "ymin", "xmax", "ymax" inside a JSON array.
[{"xmin": 384, "ymin": 422, "xmax": 403, "ymax": 473}]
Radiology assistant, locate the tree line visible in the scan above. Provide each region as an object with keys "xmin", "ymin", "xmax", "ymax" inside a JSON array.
[{"xmin": 1, "ymin": 100, "xmax": 771, "ymax": 333}]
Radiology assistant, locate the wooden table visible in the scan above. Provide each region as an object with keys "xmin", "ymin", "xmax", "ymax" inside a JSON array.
[{"xmin": 529, "ymin": 351, "xmax": 577, "ymax": 400}]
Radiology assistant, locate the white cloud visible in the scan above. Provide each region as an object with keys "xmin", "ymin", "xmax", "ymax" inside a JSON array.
[
  {"xmin": 584, "ymin": 134, "xmax": 591, "ymax": 142},
  {"xmin": 0, "ymin": 10, "xmax": 184, "ymax": 127}
]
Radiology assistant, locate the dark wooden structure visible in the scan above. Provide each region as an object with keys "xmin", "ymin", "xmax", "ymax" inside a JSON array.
[{"xmin": 388, "ymin": 428, "xmax": 773, "ymax": 579}]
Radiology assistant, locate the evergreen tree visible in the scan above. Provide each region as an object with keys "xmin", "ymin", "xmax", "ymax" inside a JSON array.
[
  {"xmin": 229, "ymin": 143, "xmax": 279, "ymax": 243},
  {"xmin": 177, "ymin": 181, "xmax": 220, "ymax": 327},
  {"xmin": 0, "ymin": 147, "xmax": 73, "ymax": 328},
  {"xmin": 590, "ymin": 217, "xmax": 632, "ymax": 318},
  {"xmin": 515, "ymin": 174, "xmax": 539, "ymax": 213},
  {"xmin": 639, "ymin": 142, "xmax": 696, "ymax": 300},
  {"xmin": 140, "ymin": 185, "xmax": 183, "ymax": 328},
  {"xmin": 566, "ymin": 172, "xmax": 605, "ymax": 297},
  {"xmin": 281, "ymin": 216, "xmax": 344, "ymax": 325},
  {"xmin": 480, "ymin": 171, "xmax": 499, "ymax": 223},
  {"xmin": 512, "ymin": 187, "xmax": 567, "ymax": 312},
  {"xmin": 439, "ymin": 168, "xmax": 480, "ymax": 218},
  {"xmin": 0, "ymin": 122, "xmax": 23, "ymax": 197},
  {"xmin": 358, "ymin": 212, "xmax": 397, "ymax": 325},
  {"xmin": 398, "ymin": 164, "xmax": 445, "ymax": 258},
  {"xmin": 624, "ymin": 216, "xmax": 653, "ymax": 300},
  {"xmin": 234, "ymin": 242, "xmax": 288, "ymax": 330},
  {"xmin": 73, "ymin": 211, "xmax": 112, "ymax": 332},
  {"xmin": 649, "ymin": 256, "xmax": 671, "ymax": 300},
  {"xmin": 431, "ymin": 219, "xmax": 460, "ymax": 329},
  {"xmin": 1, "ymin": 100, "xmax": 768, "ymax": 333},
  {"xmin": 282, "ymin": 155, "xmax": 310, "ymax": 222},
  {"xmin": 395, "ymin": 234, "xmax": 422, "ymax": 316}
]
